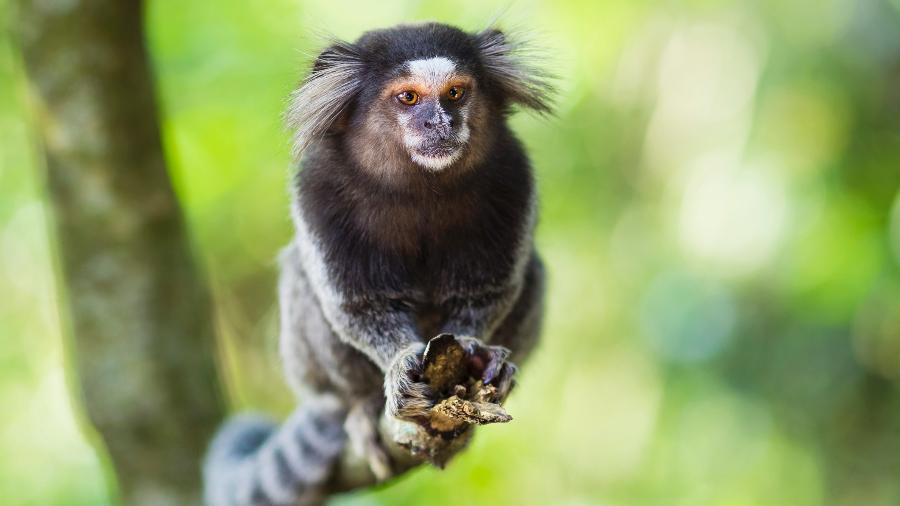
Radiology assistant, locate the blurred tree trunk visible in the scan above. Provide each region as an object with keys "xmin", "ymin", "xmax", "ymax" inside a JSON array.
[{"xmin": 14, "ymin": 1, "xmax": 226, "ymax": 505}]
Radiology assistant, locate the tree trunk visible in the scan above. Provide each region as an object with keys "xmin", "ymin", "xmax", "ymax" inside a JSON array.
[{"xmin": 14, "ymin": 1, "xmax": 227, "ymax": 505}]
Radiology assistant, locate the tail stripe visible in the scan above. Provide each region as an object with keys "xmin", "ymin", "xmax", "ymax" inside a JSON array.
[
  {"xmin": 203, "ymin": 396, "xmax": 348, "ymax": 506},
  {"xmin": 257, "ymin": 443, "xmax": 297, "ymax": 504}
]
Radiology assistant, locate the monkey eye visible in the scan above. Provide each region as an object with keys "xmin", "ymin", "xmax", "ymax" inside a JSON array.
[
  {"xmin": 447, "ymin": 86, "xmax": 466, "ymax": 101},
  {"xmin": 397, "ymin": 90, "xmax": 419, "ymax": 106}
]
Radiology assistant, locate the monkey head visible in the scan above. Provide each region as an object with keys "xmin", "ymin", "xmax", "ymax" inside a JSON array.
[{"xmin": 287, "ymin": 23, "xmax": 553, "ymax": 179}]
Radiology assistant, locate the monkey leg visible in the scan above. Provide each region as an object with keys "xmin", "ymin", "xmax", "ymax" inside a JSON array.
[{"xmin": 345, "ymin": 394, "xmax": 394, "ymax": 482}]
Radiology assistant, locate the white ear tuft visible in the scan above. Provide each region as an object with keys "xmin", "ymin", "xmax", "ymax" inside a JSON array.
[
  {"xmin": 286, "ymin": 41, "xmax": 365, "ymax": 160},
  {"xmin": 474, "ymin": 28, "xmax": 555, "ymax": 115}
]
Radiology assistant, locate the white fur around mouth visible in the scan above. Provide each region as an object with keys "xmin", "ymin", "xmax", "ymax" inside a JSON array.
[{"xmin": 410, "ymin": 149, "xmax": 461, "ymax": 171}]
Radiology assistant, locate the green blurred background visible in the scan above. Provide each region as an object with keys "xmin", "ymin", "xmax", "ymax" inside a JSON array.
[{"xmin": 2, "ymin": 0, "xmax": 900, "ymax": 504}]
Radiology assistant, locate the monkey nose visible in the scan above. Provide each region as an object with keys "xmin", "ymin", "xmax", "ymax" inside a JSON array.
[
  {"xmin": 423, "ymin": 119, "xmax": 453, "ymax": 137},
  {"xmin": 423, "ymin": 119, "xmax": 451, "ymax": 129}
]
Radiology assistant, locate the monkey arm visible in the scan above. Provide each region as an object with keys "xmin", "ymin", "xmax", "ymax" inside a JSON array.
[
  {"xmin": 290, "ymin": 212, "xmax": 424, "ymax": 372},
  {"xmin": 328, "ymin": 295, "xmax": 423, "ymax": 371},
  {"xmin": 437, "ymin": 202, "xmax": 537, "ymax": 344}
]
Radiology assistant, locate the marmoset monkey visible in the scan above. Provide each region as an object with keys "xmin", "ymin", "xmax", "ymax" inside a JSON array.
[{"xmin": 204, "ymin": 22, "xmax": 552, "ymax": 506}]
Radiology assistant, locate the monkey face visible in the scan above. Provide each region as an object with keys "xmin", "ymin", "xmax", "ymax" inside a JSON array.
[{"xmin": 385, "ymin": 57, "xmax": 474, "ymax": 171}]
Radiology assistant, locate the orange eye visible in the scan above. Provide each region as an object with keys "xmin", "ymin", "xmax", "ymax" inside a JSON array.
[
  {"xmin": 447, "ymin": 86, "xmax": 466, "ymax": 101},
  {"xmin": 397, "ymin": 90, "xmax": 419, "ymax": 105}
]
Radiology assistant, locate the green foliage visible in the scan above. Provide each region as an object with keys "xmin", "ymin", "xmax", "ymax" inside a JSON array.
[{"xmin": 1, "ymin": 0, "xmax": 900, "ymax": 504}]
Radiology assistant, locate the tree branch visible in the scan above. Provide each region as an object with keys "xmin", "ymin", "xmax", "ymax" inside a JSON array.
[{"xmin": 14, "ymin": 1, "xmax": 226, "ymax": 504}]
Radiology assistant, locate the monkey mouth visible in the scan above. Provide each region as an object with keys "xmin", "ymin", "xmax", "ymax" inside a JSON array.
[
  {"xmin": 410, "ymin": 141, "xmax": 463, "ymax": 170},
  {"xmin": 415, "ymin": 140, "xmax": 462, "ymax": 158}
]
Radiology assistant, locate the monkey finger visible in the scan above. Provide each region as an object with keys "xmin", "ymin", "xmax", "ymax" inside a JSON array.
[
  {"xmin": 493, "ymin": 362, "xmax": 518, "ymax": 401},
  {"xmin": 480, "ymin": 346, "xmax": 511, "ymax": 384},
  {"xmin": 394, "ymin": 381, "xmax": 435, "ymax": 420}
]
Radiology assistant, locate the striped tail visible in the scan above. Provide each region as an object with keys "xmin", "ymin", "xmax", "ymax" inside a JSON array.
[{"xmin": 203, "ymin": 395, "xmax": 348, "ymax": 506}]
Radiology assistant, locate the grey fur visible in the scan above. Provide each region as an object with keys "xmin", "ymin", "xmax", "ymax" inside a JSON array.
[
  {"xmin": 203, "ymin": 396, "xmax": 347, "ymax": 506},
  {"xmin": 383, "ymin": 343, "xmax": 434, "ymax": 419},
  {"xmin": 286, "ymin": 41, "xmax": 364, "ymax": 159},
  {"xmin": 290, "ymin": 207, "xmax": 423, "ymax": 370}
]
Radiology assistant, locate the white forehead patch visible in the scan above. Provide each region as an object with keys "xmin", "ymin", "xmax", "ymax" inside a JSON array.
[
  {"xmin": 400, "ymin": 57, "xmax": 465, "ymax": 171},
  {"xmin": 406, "ymin": 57, "xmax": 456, "ymax": 88}
]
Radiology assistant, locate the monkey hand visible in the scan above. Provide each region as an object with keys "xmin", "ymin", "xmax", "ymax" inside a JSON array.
[
  {"xmin": 384, "ymin": 335, "xmax": 517, "ymax": 466},
  {"xmin": 384, "ymin": 342, "xmax": 434, "ymax": 422},
  {"xmin": 384, "ymin": 335, "xmax": 517, "ymax": 424},
  {"xmin": 453, "ymin": 335, "xmax": 517, "ymax": 403}
]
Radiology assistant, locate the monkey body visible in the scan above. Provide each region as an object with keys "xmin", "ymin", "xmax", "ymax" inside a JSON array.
[
  {"xmin": 281, "ymin": 121, "xmax": 543, "ymax": 403},
  {"xmin": 205, "ymin": 23, "xmax": 551, "ymax": 506}
]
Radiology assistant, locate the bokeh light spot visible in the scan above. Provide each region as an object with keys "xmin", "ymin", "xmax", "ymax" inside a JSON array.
[{"xmin": 639, "ymin": 271, "xmax": 737, "ymax": 363}]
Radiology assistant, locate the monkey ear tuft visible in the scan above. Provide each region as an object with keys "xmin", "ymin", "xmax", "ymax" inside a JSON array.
[
  {"xmin": 286, "ymin": 40, "xmax": 365, "ymax": 160},
  {"xmin": 474, "ymin": 28, "xmax": 555, "ymax": 115}
]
